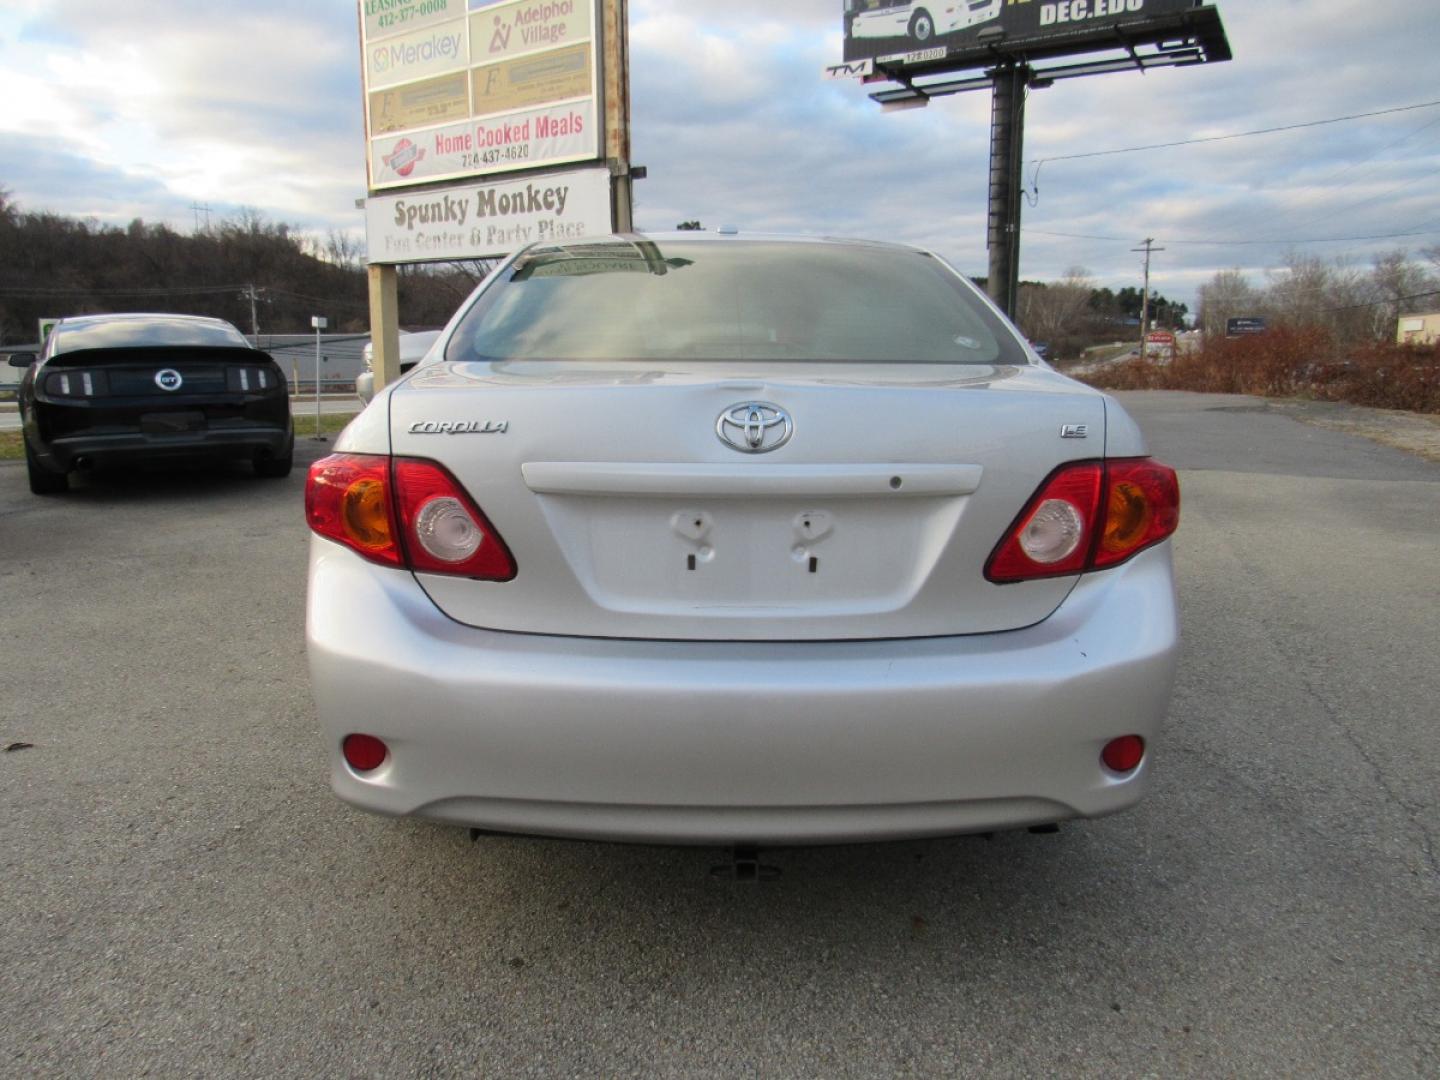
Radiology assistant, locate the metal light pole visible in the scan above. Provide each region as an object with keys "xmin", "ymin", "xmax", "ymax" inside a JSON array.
[{"xmin": 311, "ymin": 315, "xmax": 328, "ymax": 441}]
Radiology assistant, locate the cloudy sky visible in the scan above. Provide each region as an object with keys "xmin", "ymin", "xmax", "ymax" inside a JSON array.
[{"xmin": 1, "ymin": 0, "xmax": 1437, "ymax": 309}]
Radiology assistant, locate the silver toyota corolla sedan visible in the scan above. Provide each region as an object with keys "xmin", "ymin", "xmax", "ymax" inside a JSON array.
[{"xmin": 306, "ymin": 234, "xmax": 1179, "ymax": 845}]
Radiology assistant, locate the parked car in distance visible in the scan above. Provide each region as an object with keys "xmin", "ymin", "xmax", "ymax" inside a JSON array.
[
  {"xmin": 354, "ymin": 330, "xmax": 443, "ymax": 404},
  {"xmin": 306, "ymin": 233, "xmax": 1180, "ymax": 846},
  {"xmin": 15, "ymin": 313, "xmax": 293, "ymax": 494}
]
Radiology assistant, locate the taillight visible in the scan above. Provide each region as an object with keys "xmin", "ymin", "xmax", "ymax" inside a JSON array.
[
  {"xmin": 44, "ymin": 369, "xmax": 108, "ymax": 397},
  {"xmin": 392, "ymin": 459, "xmax": 516, "ymax": 580},
  {"xmin": 986, "ymin": 458, "xmax": 1179, "ymax": 583},
  {"xmin": 1093, "ymin": 459, "xmax": 1180, "ymax": 570},
  {"xmin": 305, "ymin": 454, "xmax": 515, "ymax": 580},
  {"xmin": 305, "ymin": 454, "xmax": 402, "ymax": 567}
]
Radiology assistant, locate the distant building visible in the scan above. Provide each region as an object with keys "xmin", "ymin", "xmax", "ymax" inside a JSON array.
[{"xmin": 1397, "ymin": 312, "xmax": 1440, "ymax": 346}]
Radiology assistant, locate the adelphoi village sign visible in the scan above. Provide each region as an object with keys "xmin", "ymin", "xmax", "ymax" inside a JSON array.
[{"xmin": 356, "ymin": 0, "xmax": 636, "ymax": 392}]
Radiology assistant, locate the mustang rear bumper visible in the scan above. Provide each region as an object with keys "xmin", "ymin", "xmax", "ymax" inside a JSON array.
[
  {"xmin": 33, "ymin": 424, "xmax": 291, "ymax": 472},
  {"xmin": 306, "ymin": 539, "xmax": 1179, "ymax": 844}
]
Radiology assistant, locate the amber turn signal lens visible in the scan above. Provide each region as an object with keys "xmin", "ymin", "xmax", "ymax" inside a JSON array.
[
  {"xmin": 342, "ymin": 478, "xmax": 392, "ymax": 551},
  {"xmin": 1101, "ymin": 480, "xmax": 1154, "ymax": 555}
]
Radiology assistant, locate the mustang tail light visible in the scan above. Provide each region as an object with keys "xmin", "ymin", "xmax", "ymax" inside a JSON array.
[
  {"xmin": 44, "ymin": 369, "xmax": 109, "ymax": 397},
  {"xmin": 306, "ymin": 453, "xmax": 515, "ymax": 580},
  {"xmin": 986, "ymin": 458, "xmax": 1179, "ymax": 583}
]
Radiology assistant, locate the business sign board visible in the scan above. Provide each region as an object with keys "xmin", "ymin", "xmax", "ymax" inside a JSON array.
[
  {"xmin": 359, "ymin": 0, "xmax": 603, "ymax": 192},
  {"xmin": 365, "ymin": 166, "xmax": 613, "ymax": 263},
  {"xmin": 842, "ymin": 0, "xmax": 1215, "ymax": 72},
  {"xmin": 1144, "ymin": 329, "xmax": 1175, "ymax": 358},
  {"xmin": 1226, "ymin": 317, "xmax": 1268, "ymax": 337}
]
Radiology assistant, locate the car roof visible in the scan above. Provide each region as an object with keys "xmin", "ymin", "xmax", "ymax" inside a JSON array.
[{"xmin": 50, "ymin": 313, "xmax": 251, "ymax": 356}]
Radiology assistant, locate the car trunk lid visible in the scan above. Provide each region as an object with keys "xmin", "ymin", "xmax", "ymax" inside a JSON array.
[{"xmin": 389, "ymin": 359, "xmax": 1105, "ymax": 641}]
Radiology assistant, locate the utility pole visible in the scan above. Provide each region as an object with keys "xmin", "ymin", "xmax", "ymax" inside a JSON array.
[
  {"xmin": 239, "ymin": 285, "xmax": 263, "ymax": 346},
  {"xmin": 1132, "ymin": 238, "xmax": 1165, "ymax": 353}
]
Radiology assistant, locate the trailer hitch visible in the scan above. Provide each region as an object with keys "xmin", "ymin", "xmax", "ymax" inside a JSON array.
[{"xmin": 710, "ymin": 844, "xmax": 781, "ymax": 882}]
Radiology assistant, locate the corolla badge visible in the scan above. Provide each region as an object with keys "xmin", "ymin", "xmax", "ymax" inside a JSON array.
[
  {"xmin": 408, "ymin": 420, "xmax": 508, "ymax": 435},
  {"xmin": 154, "ymin": 369, "xmax": 183, "ymax": 392},
  {"xmin": 716, "ymin": 402, "xmax": 793, "ymax": 454}
]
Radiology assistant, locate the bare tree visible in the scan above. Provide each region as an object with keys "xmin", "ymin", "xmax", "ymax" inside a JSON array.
[
  {"xmin": 1018, "ymin": 266, "xmax": 1096, "ymax": 356},
  {"xmin": 1197, "ymin": 269, "xmax": 1260, "ymax": 336}
]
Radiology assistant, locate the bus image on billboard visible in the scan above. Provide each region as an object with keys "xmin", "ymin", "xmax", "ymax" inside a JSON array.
[{"xmin": 845, "ymin": 0, "xmax": 1002, "ymax": 46}]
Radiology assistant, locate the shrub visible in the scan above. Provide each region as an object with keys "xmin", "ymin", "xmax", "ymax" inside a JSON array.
[{"xmin": 1080, "ymin": 328, "xmax": 1440, "ymax": 414}]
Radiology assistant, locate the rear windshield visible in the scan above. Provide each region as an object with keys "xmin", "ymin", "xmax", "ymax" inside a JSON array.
[
  {"xmin": 53, "ymin": 317, "xmax": 249, "ymax": 355},
  {"xmin": 445, "ymin": 240, "xmax": 1025, "ymax": 366}
]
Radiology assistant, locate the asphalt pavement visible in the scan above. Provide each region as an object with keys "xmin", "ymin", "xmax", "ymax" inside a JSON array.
[{"xmin": 0, "ymin": 391, "xmax": 1435, "ymax": 1077}]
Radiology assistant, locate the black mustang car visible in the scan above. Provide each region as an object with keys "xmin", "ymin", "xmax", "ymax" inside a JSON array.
[{"xmin": 11, "ymin": 313, "xmax": 294, "ymax": 494}]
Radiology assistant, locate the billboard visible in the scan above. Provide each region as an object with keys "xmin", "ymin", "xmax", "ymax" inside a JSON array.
[
  {"xmin": 360, "ymin": 0, "xmax": 603, "ymax": 192},
  {"xmin": 842, "ymin": 0, "xmax": 1210, "ymax": 70},
  {"xmin": 1226, "ymin": 317, "xmax": 1268, "ymax": 337}
]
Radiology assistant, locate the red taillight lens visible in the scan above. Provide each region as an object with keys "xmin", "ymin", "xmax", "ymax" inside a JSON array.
[
  {"xmin": 305, "ymin": 454, "xmax": 402, "ymax": 567},
  {"xmin": 392, "ymin": 459, "xmax": 516, "ymax": 580},
  {"xmin": 305, "ymin": 454, "xmax": 516, "ymax": 581},
  {"xmin": 1102, "ymin": 735, "xmax": 1146, "ymax": 773},
  {"xmin": 342, "ymin": 734, "xmax": 388, "ymax": 772},
  {"xmin": 986, "ymin": 458, "xmax": 1179, "ymax": 583},
  {"xmin": 986, "ymin": 462, "xmax": 1103, "ymax": 582}
]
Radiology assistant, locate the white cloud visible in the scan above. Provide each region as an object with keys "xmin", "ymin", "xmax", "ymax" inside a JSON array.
[{"xmin": 0, "ymin": 0, "xmax": 1434, "ymax": 308}]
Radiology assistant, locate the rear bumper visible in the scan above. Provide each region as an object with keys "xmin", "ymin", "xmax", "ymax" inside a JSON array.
[
  {"xmin": 306, "ymin": 540, "xmax": 1179, "ymax": 844},
  {"xmin": 32, "ymin": 423, "xmax": 292, "ymax": 472}
]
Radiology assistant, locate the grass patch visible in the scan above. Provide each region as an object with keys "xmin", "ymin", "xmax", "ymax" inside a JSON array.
[
  {"xmin": 293, "ymin": 411, "xmax": 362, "ymax": 436},
  {"xmin": 0, "ymin": 431, "xmax": 22, "ymax": 461}
]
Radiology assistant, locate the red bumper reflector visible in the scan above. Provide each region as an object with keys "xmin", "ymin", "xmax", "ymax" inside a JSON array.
[
  {"xmin": 1102, "ymin": 735, "xmax": 1146, "ymax": 773},
  {"xmin": 343, "ymin": 734, "xmax": 388, "ymax": 772}
]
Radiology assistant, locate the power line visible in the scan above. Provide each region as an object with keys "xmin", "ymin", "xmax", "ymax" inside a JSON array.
[
  {"xmin": 1317, "ymin": 288, "xmax": 1440, "ymax": 314},
  {"xmin": 1027, "ymin": 227, "xmax": 1440, "ymax": 247},
  {"xmin": 1266, "ymin": 168, "xmax": 1440, "ymax": 238},
  {"xmin": 1205, "ymin": 116, "xmax": 1440, "ymax": 241},
  {"xmin": 1027, "ymin": 99, "xmax": 1440, "ymax": 166},
  {"xmin": 0, "ymin": 284, "xmax": 251, "ymax": 298}
]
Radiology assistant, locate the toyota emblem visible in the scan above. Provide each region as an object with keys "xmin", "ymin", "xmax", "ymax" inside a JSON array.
[
  {"xmin": 154, "ymin": 368, "xmax": 184, "ymax": 392},
  {"xmin": 716, "ymin": 402, "xmax": 793, "ymax": 454}
]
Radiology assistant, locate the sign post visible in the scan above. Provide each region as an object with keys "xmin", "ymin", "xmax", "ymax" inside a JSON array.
[{"xmin": 311, "ymin": 315, "xmax": 328, "ymax": 440}]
